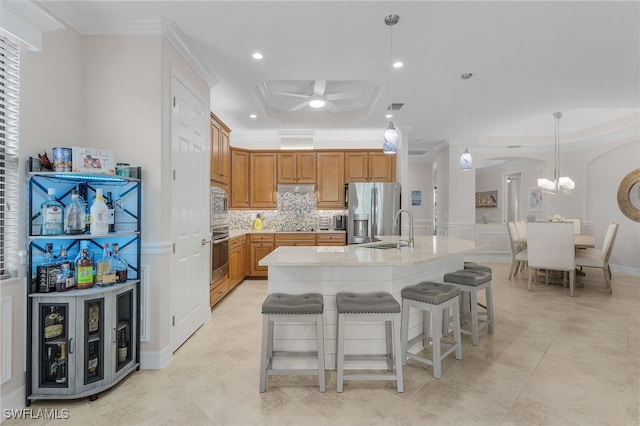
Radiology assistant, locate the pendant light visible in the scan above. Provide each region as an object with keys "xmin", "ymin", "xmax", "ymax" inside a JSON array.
[
  {"xmin": 537, "ymin": 112, "xmax": 575, "ymax": 195},
  {"xmin": 382, "ymin": 14, "xmax": 399, "ymax": 154},
  {"xmin": 459, "ymin": 73, "xmax": 473, "ymax": 170}
]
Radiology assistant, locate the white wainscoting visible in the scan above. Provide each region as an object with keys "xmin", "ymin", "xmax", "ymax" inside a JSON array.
[{"xmin": 1, "ymin": 295, "xmax": 12, "ymax": 385}]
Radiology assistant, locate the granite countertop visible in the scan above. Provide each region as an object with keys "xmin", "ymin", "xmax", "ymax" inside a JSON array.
[
  {"xmin": 259, "ymin": 235, "xmax": 476, "ymax": 267},
  {"xmin": 230, "ymin": 229, "xmax": 346, "ymax": 239}
]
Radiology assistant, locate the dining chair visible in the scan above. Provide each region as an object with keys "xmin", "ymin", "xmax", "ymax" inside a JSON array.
[
  {"xmin": 506, "ymin": 222, "xmax": 528, "ymax": 281},
  {"xmin": 565, "ymin": 218, "xmax": 583, "ymax": 234},
  {"xmin": 575, "ymin": 222, "xmax": 618, "ymax": 294},
  {"xmin": 526, "ymin": 222, "xmax": 576, "ymax": 296}
]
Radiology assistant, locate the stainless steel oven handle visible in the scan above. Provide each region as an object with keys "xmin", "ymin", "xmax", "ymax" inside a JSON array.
[{"xmin": 212, "ymin": 237, "xmax": 230, "ymax": 245}]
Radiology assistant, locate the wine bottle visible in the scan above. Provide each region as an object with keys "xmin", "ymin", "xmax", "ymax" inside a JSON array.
[
  {"xmin": 44, "ymin": 306, "xmax": 63, "ymax": 340},
  {"xmin": 55, "ymin": 343, "xmax": 67, "ymax": 384},
  {"xmin": 90, "ymin": 188, "xmax": 109, "ymax": 235},
  {"xmin": 111, "ymin": 243, "xmax": 128, "ymax": 283},
  {"xmin": 64, "ymin": 188, "xmax": 86, "ymax": 235},
  {"xmin": 106, "ymin": 191, "xmax": 115, "ymax": 233},
  {"xmin": 87, "ymin": 341, "xmax": 98, "ymax": 377},
  {"xmin": 41, "ymin": 188, "xmax": 64, "ymax": 235},
  {"xmin": 118, "ymin": 329, "xmax": 128, "ymax": 364},
  {"xmin": 44, "ymin": 345, "xmax": 55, "ymax": 383}
]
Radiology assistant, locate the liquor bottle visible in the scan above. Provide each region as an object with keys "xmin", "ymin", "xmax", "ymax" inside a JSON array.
[
  {"xmin": 110, "ymin": 243, "xmax": 128, "ymax": 283},
  {"xmin": 90, "ymin": 188, "xmax": 109, "ymax": 235},
  {"xmin": 41, "ymin": 188, "xmax": 64, "ymax": 235},
  {"xmin": 43, "ymin": 306, "xmax": 63, "ymax": 341},
  {"xmin": 77, "ymin": 183, "xmax": 90, "ymax": 234},
  {"xmin": 64, "ymin": 188, "xmax": 86, "ymax": 235},
  {"xmin": 118, "ymin": 329, "xmax": 128, "ymax": 364},
  {"xmin": 106, "ymin": 191, "xmax": 115, "ymax": 233},
  {"xmin": 87, "ymin": 341, "xmax": 98, "ymax": 377},
  {"xmin": 54, "ymin": 246, "xmax": 74, "ymax": 292},
  {"xmin": 87, "ymin": 301, "xmax": 99, "ymax": 334},
  {"xmin": 55, "ymin": 343, "xmax": 67, "ymax": 384},
  {"xmin": 44, "ymin": 345, "xmax": 55, "ymax": 383},
  {"xmin": 37, "ymin": 243, "xmax": 55, "ymax": 293},
  {"xmin": 75, "ymin": 244, "xmax": 95, "ymax": 289},
  {"xmin": 95, "ymin": 243, "xmax": 116, "ymax": 287}
]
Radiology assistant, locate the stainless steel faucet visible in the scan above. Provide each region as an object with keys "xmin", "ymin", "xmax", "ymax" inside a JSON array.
[{"xmin": 394, "ymin": 209, "xmax": 414, "ymax": 248}]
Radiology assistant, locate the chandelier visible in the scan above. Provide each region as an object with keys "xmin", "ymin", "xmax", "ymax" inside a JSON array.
[
  {"xmin": 382, "ymin": 14, "xmax": 399, "ymax": 154},
  {"xmin": 537, "ymin": 112, "xmax": 575, "ymax": 195}
]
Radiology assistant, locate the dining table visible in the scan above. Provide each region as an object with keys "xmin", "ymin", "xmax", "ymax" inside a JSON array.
[{"xmin": 516, "ymin": 233, "xmax": 595, "ymax": 249}]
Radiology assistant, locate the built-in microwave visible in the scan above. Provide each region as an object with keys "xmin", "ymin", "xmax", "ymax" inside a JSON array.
[{"xmin": 211, "ymin": 186, "xmax": 229, "ymax": 228}]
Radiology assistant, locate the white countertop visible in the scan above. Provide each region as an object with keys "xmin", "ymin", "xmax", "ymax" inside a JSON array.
[
  {"xmin": 259, "ymin": 236, "xmax": 476, "ymax": 267},
  {"xmin": 230, "ymin": 229, "xmax": 346, "ymax": 239}
]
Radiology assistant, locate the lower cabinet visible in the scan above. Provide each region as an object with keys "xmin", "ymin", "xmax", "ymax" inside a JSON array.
[
  {"xmin": 210, "ymin": 278, "xmax": 230, "ymax": 307},
  {"xmin": 316, "ymin": 233, "xmax": 346, "ymax": 246},
  {"xmin": 229, "ymin": 235, "xmax": 247, "ymax": 289},
  {"xmin": 249, "ymin": 233, "xmax": 275, "ymax": 277},
  {"xmin": 29, "ymin": 282, "xmax": 138, "ymax": 401},
  {"xmin": 275, "ymin": 233, "xmax": 317, "ymax": 247}
]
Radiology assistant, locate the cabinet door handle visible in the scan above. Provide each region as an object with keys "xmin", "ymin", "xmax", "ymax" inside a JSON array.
[{"xmin": 68, "ymin": 338, "xmax": 74, "ymax": 354}]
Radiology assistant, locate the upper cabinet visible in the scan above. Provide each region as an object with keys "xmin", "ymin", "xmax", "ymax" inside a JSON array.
[
  {"xmin": 316, "ymin": 152, "xmax": 345, "ymax": 209},
  {"xmin": 345, "ymin": 151, "xmax": 396, "ymax": 183},
  {"xmin": 249, "ymin": 152, "xmax": 278, "ymax": 209},
  {"xmin": 210, "ymin": 113, "xmax": 231, "ymax": 187},
  {"xmin": 277, "ymin": 152, "xmax": 316, "ymax": 184},
  {"xmin": 230, "ymin": 149, "xmax": 249, "ymax": 208}
]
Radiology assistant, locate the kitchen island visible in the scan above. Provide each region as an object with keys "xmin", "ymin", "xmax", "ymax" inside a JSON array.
[{"xmin": 259, "ymin": 235, "xmax": 476, "ymax": 369}]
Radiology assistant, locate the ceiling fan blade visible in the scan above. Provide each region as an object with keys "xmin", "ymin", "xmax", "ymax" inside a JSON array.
[
  {"xmin": 324, "ymin": 101, "xmax": 341, "ymax": 113},
  {"xmin": 273, "ymin": 91, "xmax": 310, "ymax": 98},
  {"xmin": 313, "ymin": 80, "xmax": 327, "ymax": 96},
  {"xmin": 325, "ymin": 91, "xmax": 361, "ymax": 101},
  {"xmin": 289, "ymin": 100, "xmax": 310, "ymax": 111}
]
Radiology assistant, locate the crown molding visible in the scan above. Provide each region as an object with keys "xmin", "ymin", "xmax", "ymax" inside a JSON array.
[{"xmin": 1, "ymin": 0, "xmax": 63, "ymax": 50}]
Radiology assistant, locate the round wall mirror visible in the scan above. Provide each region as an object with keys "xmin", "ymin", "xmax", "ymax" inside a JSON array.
[{"xmin": 617, "ymin": 168, "xmax": 640, "ymax": 222}]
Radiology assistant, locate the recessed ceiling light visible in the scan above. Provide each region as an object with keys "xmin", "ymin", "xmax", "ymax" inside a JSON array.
[
  {"xmin": 309, "ymin": 98, "xmax": 326, "ymax": 108},
  {"xmin": 393, "ymin": 61, "xmax": 403, "ymax": 68},
  {"xmin": 249, "ymin": 114, "xmax": 257, "ymax": 119},
  {"xmin": 385, "ymin": 113, "xmax": 393, "ymax": 119},
  {"xmin": 252, "ymin": 52, "xmax": 263, "ymax": 60}
]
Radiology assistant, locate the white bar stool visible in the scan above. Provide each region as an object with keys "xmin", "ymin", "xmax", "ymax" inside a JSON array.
[
  {"xmin": 400, "ymin": 281, "xmax": 462, "ymax": 379},
  {"xmin": 259, "ymin": 293, "xmax": 325, "ymax": 392},
  {"xmin": 335, "ymin": 291, "xmax": 403, "ymax": 393},
  {"xmin": 444, "ymin": 270, "xmax": 494, "ymax": 346}
]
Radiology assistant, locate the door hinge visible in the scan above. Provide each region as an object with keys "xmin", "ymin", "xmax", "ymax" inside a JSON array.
[
  {"xmin": 172, "ymin": 243, "xmax": 176, "ymax": 254},
  {"xmin": 173, "ymin": 170, "xmax": 176, "ymax": 181},
  {"xmin": 173, "ymin": 96, "xmax": 176, "ymax": 108},
  {"xmin": 172, "ymin": 315, "xmax": 175, "ymax": 326}
]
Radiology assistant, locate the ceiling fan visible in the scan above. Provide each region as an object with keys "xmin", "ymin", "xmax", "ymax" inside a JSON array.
[{"xmin": 272, "ymin": 80, "xmax": 360, "ymax": 113}]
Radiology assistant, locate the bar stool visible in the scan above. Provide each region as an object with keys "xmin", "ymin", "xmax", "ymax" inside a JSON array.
[
  {"xmin": 444, "ymin": 270, "xmax": 494, "ymax": 346},
  {"xmin": 464, "ymin": 262, "xmax": 493, "ymax": 275},
  {"xmin": 400, "ymin": 281, "xmax": 462, "ymax": 379},
  {"xmin": 335, "ymin": 291, "xmax": 403, "ymax": 393},
  {"xmin": 259, "ymin": 293, "xmax": 325, "ymax": 392}
]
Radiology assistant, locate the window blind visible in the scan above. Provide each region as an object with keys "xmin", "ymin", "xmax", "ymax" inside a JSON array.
[{"xmin": 0, "ymin": 35, "xmax": 20, "ymax": 279}]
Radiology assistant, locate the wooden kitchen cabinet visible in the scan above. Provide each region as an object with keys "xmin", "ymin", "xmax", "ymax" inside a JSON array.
[
  {"xmin": 249, "ymin": 233, "xmax": 275, "ymax": 277},
  {"xmin": 210, "ymin": 113, "xmax": 231, "ymax": 186},
  {"xmin": 277, "ymin": 152, "xmax": 316, "ymax": 184},
  {"xmin": 210, "ymin": 278, "xmax": 230, "ymax": 308},
  {"xmin": 249, "ymin": 152, "xmax": 278, "ymax": 209},
  {"xmin": 345, "ymin": 151, "xmax": 396, "ymax": 182},
  {"xmin": 275, "ymin": 233, "xmax": 316, "ymax": 247},
  {"xmin": 229, "ymin": 235, "xmax": 247, "ymax": 289},
  {"xmin": 316, "ymin": 233, "xmax": 346, "ymax": 246},
  {"xmin": 316, "ymin": 152, "xmax": 345, "ymax": 209},
  {"xmin": 230, "ymin": 149, "xmax": 249, "ymax": 208}
]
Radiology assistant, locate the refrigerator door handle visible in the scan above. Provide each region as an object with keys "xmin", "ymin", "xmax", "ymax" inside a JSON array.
[{"xmin": 371, "ymin": 186, "xmax": 378, "ymax": 242}]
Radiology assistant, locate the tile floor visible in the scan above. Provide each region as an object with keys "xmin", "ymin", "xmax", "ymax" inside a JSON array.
[{"xmin": 9, "ymin": 263, "xmax": 640, "ymax": 425}]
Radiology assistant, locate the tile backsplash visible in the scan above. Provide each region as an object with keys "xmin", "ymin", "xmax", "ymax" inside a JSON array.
[{"xmin": 229, "ymin": 192, "xmax": 344, "ymax": 231}]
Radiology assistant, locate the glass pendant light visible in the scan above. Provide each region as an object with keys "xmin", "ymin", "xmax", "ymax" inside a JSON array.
[
  {"xmin": 459, "ymin": 73, "xmax": 473, "ymax": 170},
  {"xmin": 382, "ymin": 14, "xmax": 399, "ymax": 154}
]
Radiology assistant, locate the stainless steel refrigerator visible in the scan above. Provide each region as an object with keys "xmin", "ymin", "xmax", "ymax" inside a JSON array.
[{"xmin": 346, "ymin": 182, "xmax": 401, "ymax": 244}]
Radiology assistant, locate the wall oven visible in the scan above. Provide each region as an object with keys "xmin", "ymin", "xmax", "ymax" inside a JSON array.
[{"xmin": 210, "ymin": 186, "xmax": 230, "ymax": 284}]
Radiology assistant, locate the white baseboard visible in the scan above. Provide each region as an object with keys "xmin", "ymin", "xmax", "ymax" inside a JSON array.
[
  {"xmin": 611, "ymin": 264, "xmax": 640, "ymax": 277},
  {"xmin": 0, "ymin": 385, "xmax": 26, "ymax": 422},
  {"xmin": 139, "ymin": 344, "xmax": 173, "ymax": 370}
]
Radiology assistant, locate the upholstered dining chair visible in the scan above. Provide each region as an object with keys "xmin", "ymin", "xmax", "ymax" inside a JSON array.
[
  {"xmin": 507, "ymin": 222, "xmax": 528, "ymax": 281},
  {"xmin": 526, "ymin": 222, "xmax": 576, "ymax": 296},
  {"xmin": 575, "ymin": 222, "xmax": 619, "ymax": 294},
  {"xmin": 565, "ymin": 218, "xmax": 583, "ymax": 234}
]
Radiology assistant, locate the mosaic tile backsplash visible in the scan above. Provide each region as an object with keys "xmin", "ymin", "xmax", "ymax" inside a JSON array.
[{"xmin": 229, "ymin": 192, "xmax": 345, "ymax": 231}]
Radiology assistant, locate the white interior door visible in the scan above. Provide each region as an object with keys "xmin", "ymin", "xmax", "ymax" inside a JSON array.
[{"xmin": 170, "ymin": 75, "xmax": 210, "ymax": 353}]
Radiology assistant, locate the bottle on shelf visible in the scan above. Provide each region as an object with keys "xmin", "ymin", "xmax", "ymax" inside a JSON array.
[
  {"xmin": 75, "ymin": 242, "xmax": 95, "ymax": 289},
  {"xmin": 37, "ymin": 243, "xmax": 56, "ymax": 293},
  {"xmin": 43, "ymin": 306, "xmax": 64, "ymax": 341},
  {"xmin": 90, "ymin": 188, "xmax": 109, "ymax": 235},
  {"xmin": 55, "ymin": 343, "xmax": 67, "ymax": 384},
  {"xmin": 41, "ymin": 188, "xmax": 64, "ymax": 236},
  {"xmin": 110, "ymin": 243, "xmax": 128, "ymax": 283},
  {"xmin": 44, "ymin": 345, "xmax": 55, "ymax": 383},
  {"xmin": 55, "ymin": 246, "xmax": 75, "ymax": 292},
  {"xmin": 64, "ymin": 188, "xmax": 86, "ymax": 235},
  {"xmin": 95, "ymin": 243, "xmax": 116, "ymax": 287},
  {"xmin": 87, "ymin": 341, "xmax": 98, "ymax": 378},
  {"xmin": 87, "ymin": 301, "xmax": 100, "ymax": 334},
  {"xmin": 106, "ymin": 191, "xmax": 115, "ymax": 233},
  {"xmin": 118, "ymin": 328, "xmax": 128, "ymax": 364}
]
